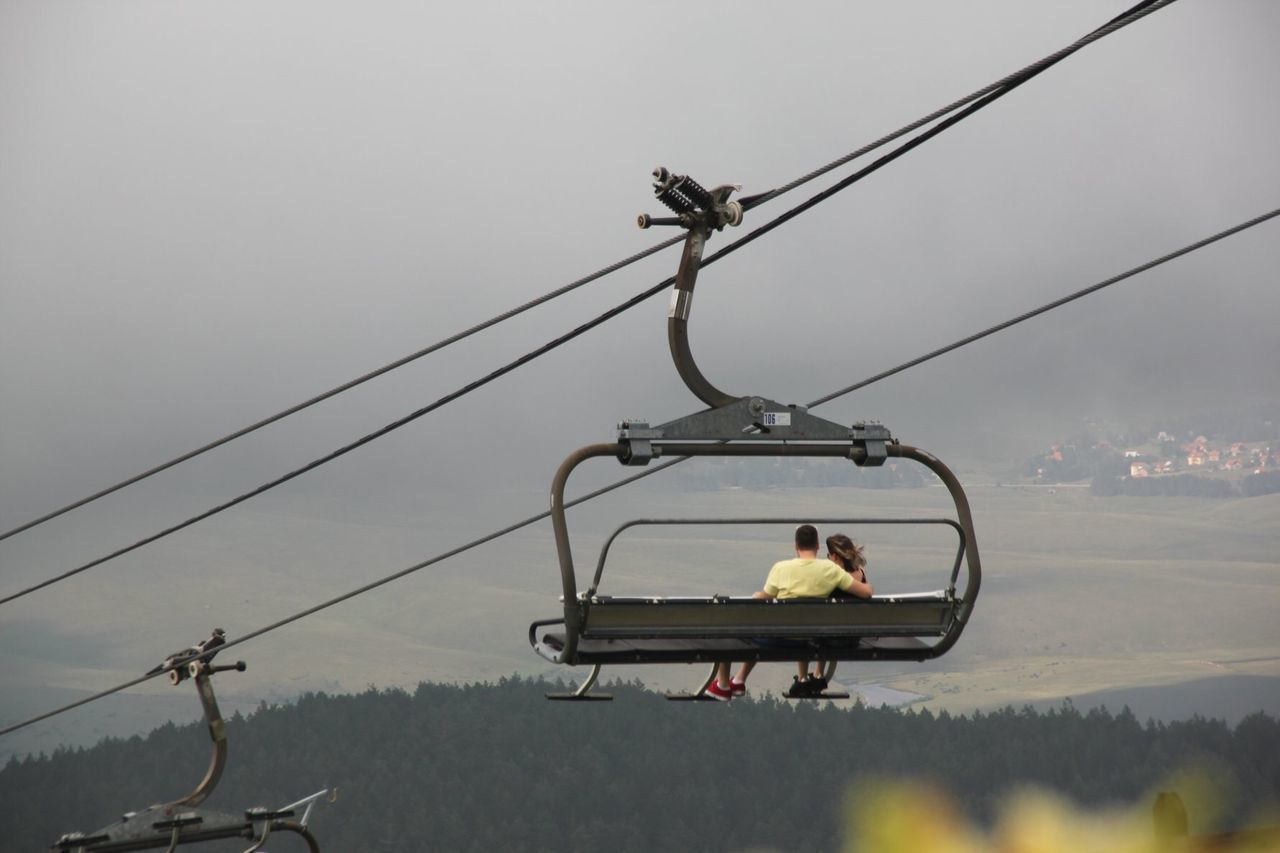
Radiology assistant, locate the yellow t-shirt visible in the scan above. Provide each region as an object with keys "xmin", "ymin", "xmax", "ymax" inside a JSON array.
[{"xmin": 762, "ymin": 557, "xmax": 854, "ymax": 599}]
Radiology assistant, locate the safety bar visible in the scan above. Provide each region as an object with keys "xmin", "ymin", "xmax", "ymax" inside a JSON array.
[{"xmin": 588, "ymin": 516, "xmax": 965, "ymax": 597}]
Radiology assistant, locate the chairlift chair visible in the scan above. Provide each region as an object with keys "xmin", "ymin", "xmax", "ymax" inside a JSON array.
[
  {"xmin": 529, "ymin": 171, "xmax": 982, "ymax": 700},
  {"xmin": 52, "ymin": 631, "xmax": 331, "ymax": 853}
]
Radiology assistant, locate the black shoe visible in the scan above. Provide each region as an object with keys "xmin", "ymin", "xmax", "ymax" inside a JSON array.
[{"xmin": 788, "ymin": 676, "xmax": 821, "ymax": 698}]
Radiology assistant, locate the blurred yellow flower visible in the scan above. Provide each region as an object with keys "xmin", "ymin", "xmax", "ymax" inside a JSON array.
[
  {"xmin": 842, "ymin": 778, "xmax": 1278, "ymax": 853},
  {"xmin": 846, "ymin": 781, "xmax": 986, "ymax": 853}
]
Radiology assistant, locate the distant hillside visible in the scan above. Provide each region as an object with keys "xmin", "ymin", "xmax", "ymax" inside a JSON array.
[
  {"xmin": 4, "ymin": 679, "xmax": 1277, "ymax": 853},
  {"xmin": 1027, "ymin": 675, "xmax": 1280, "ymax": 726}
]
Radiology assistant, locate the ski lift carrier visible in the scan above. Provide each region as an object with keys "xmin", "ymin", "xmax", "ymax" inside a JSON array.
[
  {"xmin": 529, "ymin": 171, "xmax": 982, "ymax": 699},
  {"xmin": 52, "ymin": 630, "xmax": 333, "ymax": 852}
]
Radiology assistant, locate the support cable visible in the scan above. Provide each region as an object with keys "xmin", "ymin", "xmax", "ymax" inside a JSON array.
[
  {"xmin": 0, "ymin": 276, "xmax": 677, "ymax": 606},
  {"xmin": 1, "ymin": 25, "xmax": 1124, "ymax": 608},
  {"xmin": 3, "ymin": 204, "xmax": 1274, "ymax": 739},
  {"xmin": 0, "ymin": 235, "xmax": 684, "ymax": 544},
  {"xmin": 0, "ymin": 457, "xmax": 680, "ymax": 737},
  {"xmin": 808, "ymin": 207, "xmax": 1280, "ymax": 407},
  {"xmin": 0, "ymin": 0, "xmax": 1175, "ymax": 545},
  {"xmin": 738, "ymin": 0, "xmax": 1175, "ymax": 211}
]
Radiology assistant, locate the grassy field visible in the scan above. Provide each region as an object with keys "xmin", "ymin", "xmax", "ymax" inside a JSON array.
[{"xmin": 1, "ymin": 483, "xmax": 1277, "ymax": 758}]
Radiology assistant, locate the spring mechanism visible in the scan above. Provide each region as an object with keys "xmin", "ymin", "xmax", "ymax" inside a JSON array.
[
  {"xmin": 674, "ymin": 175, "xmax": 714, "ymax": 210},
  {"xmin": 653, "ymin": 167, "xmax": 715, "ymax": 215},
  {"xmin": 642, "ymin": 167, "xmax": 742, "ymax": 231},
  {"xmin": 656, "ymin": 185, "xmax": 697, "ymax": 214}
]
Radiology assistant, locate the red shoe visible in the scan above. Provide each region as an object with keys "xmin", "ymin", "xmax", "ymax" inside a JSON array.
[
  {"xmin": 705, "ymin": 680, "xmax": 733, "ymax": 701},
  {"xmin": 729, "ymin": 679, "xmax": 747, "ymax": 697}
]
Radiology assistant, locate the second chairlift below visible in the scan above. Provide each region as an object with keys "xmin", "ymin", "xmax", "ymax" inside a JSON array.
[{"xmin": 528, "ymin": 170, "xmax": 982, "ymax": 701}]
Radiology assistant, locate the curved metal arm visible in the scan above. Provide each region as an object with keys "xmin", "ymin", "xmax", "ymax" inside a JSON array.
[
  {"xmin": 888, "ymin": 444, "xmax": 982, "ymax": 657},
  {"xmin": 165, "ymin": 667, "xmax": 228, "ymax": 810},
  {"xmin": 667, "ymin": 228, "xmax": 737, "ymax": 408},
  {"xmin": 550, "ymin": 444, "xmax": 625, "ymax": 663}
]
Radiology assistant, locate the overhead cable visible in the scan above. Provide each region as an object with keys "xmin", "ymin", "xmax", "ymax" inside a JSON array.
[
  {"xmin": 738, "ymin": 0, "xmax": 1176, "ymax": 211},
  {"xmin": 807, "ymin": 208, "xmax": 1280, "ymax": 407},
  {"xmin": 0, "ymin": 276, "xmax": 676, "ymax": 606},
  {"xmin": 0, "ymin": 235, "xmax": 684, "ymax": 544},
  {"xmin": 4, "ymin": 203, "xmax": 1274, "ymax": 738},
  {"xmin": 0, "ymin": 456, "xmax": 682, "ymax": 737},
  {"xmin": 3, "ymin": 7, "xmax": 1133, "ymax": 607},
  {"xmin": 0, "ymin": 0, "xmax": 1176, "ymax": 545}
]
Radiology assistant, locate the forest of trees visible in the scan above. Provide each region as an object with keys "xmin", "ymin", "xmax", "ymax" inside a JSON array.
[
  {"xmin": 1091, "ymin": 470, "xmax": 1280, "ymax": 498},
  {"xmin": 1091, "ymin": 472, "xmax": 1236, "ymax": 498},
  {"xmin": 1140, "ymin": 408, "xmax": 1280, "ymax": 446},
  {"xmin": 3, "ymin": 679, "xmax": 1277, "ymax": 852}
]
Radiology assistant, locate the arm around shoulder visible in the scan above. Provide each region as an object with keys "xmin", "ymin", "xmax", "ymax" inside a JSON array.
[{"xmin": 837, "ymin": 569, "xmax": 873, "ymax": 599}]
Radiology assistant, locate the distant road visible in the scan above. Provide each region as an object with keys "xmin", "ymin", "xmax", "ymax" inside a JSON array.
[{"xmin": 960, "ymin": 483, "xmax": 1091, "ymax": 489}]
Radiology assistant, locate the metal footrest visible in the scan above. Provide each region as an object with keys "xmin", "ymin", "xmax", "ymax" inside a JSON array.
[{"xmin": 785, "ymin": 690, "xmax": 851, "ymax": 701}]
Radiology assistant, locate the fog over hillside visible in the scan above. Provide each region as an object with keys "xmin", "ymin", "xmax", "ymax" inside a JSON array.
[{"xmin": 1, "ymin": 1, "xmax": 1278, "ymax": 757}]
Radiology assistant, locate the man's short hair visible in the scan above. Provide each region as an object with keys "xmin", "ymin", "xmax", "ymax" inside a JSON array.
[{"xmin": 795, "ymin": 524, "xmax": 819, "ymax": 550}]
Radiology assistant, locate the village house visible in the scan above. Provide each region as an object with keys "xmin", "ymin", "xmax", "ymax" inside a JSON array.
[{"xmin": 1130, "ymin": 462, "xmax": 1150, "ymax": 478}]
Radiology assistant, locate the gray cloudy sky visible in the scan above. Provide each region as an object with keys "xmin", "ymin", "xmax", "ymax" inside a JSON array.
[{"xmin": 1, "ymin": 1, "xmax": 1278, "ymax": 747}]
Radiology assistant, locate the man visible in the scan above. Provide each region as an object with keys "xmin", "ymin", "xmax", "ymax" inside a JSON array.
[{"xmin": 705, "ymin": 524, "xmax": 872, "ymax": 701}]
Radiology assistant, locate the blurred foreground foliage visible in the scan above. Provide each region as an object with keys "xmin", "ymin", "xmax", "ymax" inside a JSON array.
[
  {"xmin": 847, "ymin": 778, "xmax": 1280, "ymax": 852},
  {"xmin": 3, "ymin": 677, "xmax": 1277, "ymax": 852}
]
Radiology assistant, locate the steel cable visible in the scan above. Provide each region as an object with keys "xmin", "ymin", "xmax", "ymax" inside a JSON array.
[
  {"xmin": 739, "ymin": 0, "xmax": 1175, "ymax": 211},
  {"xmin": 4, "ymin": 204, "xmax": 1275, "ymax": 738},
  {"xmin": 0, "ymin": 28, "xmax": 1096, "ymax": 608},
  {"xmin": 0, "ymin": 235, "xmax": 685, "ymax": 544},
  {"xmin": 0, "ymin": 457, "xmax": 682, "ymax": 737},
  {"xmin": 807, "ymin": 208, "xmax": 1280, "ymax": 408},
  {"xmin": 0, "ymin": 0, "xmax": 1176, "ymax": 545}
]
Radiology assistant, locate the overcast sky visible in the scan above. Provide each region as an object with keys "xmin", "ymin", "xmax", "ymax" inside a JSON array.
[{"xmin": 1, "ymin": 1, "xmax": 1278, "ymax": 747}]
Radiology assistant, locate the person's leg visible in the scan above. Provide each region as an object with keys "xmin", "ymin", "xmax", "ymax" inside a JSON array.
[
  {"xmin": 734, "ymin": 661, "xmax": 756, "ymax": 684},
  {"xmin": 707, "ymin": 662, "xmax": 735, "ymax": 700}
]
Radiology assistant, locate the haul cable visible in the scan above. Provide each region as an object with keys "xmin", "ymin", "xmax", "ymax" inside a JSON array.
[
  {"xmin": 4, "ymin": 203, "xmax": 1273, "ymax": 738},
  {"xmin": 0, "ymin": 0, "xmax": 1176, "ymax": 545},
  {"xmin": 1, "ymin": 0, "xmax": 1166, "ymax": 606},
  {"xmin": 0, "ymin": 235, "xmax": 684, "ymax": 544}
]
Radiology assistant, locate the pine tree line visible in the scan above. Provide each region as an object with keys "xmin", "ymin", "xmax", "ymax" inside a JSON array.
[{"xmin": 4, "ymin": 678, "xmax": 1276, "ymax": 852}]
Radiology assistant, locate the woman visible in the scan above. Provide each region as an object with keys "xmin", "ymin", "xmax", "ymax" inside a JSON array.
[
  {"xmin": 792, "ymin": 533, "xmax": 873, "ymax": 694},
  {"xmin": 827, "ymin": 533, "xmax": 871, "ymax": 596}
]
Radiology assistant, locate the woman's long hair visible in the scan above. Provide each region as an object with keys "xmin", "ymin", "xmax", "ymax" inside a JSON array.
[{"xmin": 826, "ymin": 533, "xmax": 866, "ymax": 575}]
